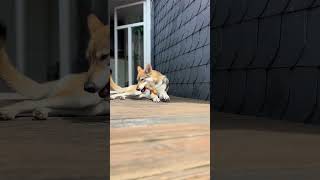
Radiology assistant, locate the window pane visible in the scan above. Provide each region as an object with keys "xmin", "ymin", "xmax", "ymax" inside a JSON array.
[
  {"xmin": 132, "ymin": 26, "xmax": 144, "ymax": 84},
  {"xmin": 117, "ymin": 4, "xmax": 143, "ymax": 26},
  {"xmin": 116, "ymin": 29, "xmax": 128, "ymax": 87}
]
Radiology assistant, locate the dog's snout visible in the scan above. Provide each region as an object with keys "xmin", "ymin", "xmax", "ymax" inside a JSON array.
[
  {"xmin": 84, "ymin": 82, "xmax": 98, "ymax": 93},
  {"xmin": 136, "ymin": 87, "xmax": 140, "ymax": 91}
]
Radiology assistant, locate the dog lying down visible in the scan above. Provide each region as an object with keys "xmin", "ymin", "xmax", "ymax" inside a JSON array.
[
  {"xmin": 110, "ymin": 81, "xmax": 160, "ymax": 102},
  {"xmin": 110, "ymin": 65, "xmax": 170, "ymax": 103},
  {"xmin": 0, "ymin": 15, "xmax": 110, "ymax": 120}
]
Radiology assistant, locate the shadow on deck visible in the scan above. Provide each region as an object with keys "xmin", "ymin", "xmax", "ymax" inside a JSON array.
[{"xmin": 213, "ymin": 112, "xmax": 320, "ymax": 180}]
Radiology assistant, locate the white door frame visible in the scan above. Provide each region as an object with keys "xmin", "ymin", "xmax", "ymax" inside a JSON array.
[
  {"xmin": 58, "ymin": 0, "xmax": 72, "ymax": 77},
  {"xmin": 114, "ymin": 0, "xmax": 151, "ymax": 85}
]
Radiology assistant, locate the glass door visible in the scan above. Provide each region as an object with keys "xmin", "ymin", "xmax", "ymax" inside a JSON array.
[
  {"xmin": 113, "ymin": 0, "xmax": 151, "ymax": 86},
  {"xmin": 132, "ymin": 26, "xmax": 144, "ymax": 84},
  {"xmin": 116, "ymin": 29, "xmax": 128, "ymax": 87}
]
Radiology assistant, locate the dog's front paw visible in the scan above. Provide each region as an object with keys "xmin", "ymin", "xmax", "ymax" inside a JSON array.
[
  {"xmin": 119, "ymin": 95, "xmax": 126, "ymax": 100},
  {"xmin": 159, "ymin": 93, "xmax": 170, "ymax": 102},
  {"xmin": 33, "ymin": 109, "xmax": 48, "ymax": 120},
  {"xmin": 153, "ymin": 97, "xmax": 161, "ymax": 103},
  {"xmin": 110, "ymin": 95, "xmax": 116, "ymax": 100},
  {"xmin": 0, "ymin": 110, "xmax": 16, "ymax": 120}
]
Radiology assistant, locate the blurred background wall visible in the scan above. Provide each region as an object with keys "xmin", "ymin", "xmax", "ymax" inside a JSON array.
[
  {"xmin": 0, "ymin": 0, "xmax": 108, "ymax": 93},
  {"xmin": 213, "ymin": 1, "xmax": 320, "ymax": 123}
]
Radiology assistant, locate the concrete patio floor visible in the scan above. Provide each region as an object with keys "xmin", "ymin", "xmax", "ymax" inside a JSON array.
[{"xmin": 110, "ymin": 96, "xmax": 210, "ymax": 179}]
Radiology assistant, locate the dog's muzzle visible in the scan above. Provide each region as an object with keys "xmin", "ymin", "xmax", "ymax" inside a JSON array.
[{"xmin": 98, "ymin": 81, "xmax": 109, "ymax": 98}]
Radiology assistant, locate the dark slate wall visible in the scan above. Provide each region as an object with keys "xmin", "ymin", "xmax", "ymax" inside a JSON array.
[
  {"xmin": 153, "ymin": 0, "xmax": 210, "ymax": 100},
  {"xmin": 212, "ymin": 0, "xmax": 320, "ymax": 123}
]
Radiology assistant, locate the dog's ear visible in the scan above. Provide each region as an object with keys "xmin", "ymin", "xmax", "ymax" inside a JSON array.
[
  {"xmin": 88, "ymin": 14, "xmax": 104, "ymax": 35},
  {"xmin": 137, "ymin": 66, "xmax": 143, "ymax": 72},
  {"xmin": 145, "ymin": 64, "xmax": 153, "ymax": 74}
]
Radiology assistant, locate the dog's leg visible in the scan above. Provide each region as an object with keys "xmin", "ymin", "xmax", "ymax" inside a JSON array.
[
  {"xmin": 32, "ymin": 95, "xmax": 102, "ymax": 119},
  {"xmin": 110, "ymin": 91, "xmax": 118, "ymax": 94},
  {"xmin": 33, "ymin": 101, "xmax": 109, "ymax": 119},
  {"xmin": 110, "ymin": 93, "xmax": 126, "ymax": 100},
  {"xmin": 32, "ymin": 107, "xmax": 51, "ymax": 120},
  {"xmin": 158, "ymin": 84, "xmax": 170, "ymax": 101},
  {"xmin": 85, "ymin": 101, "xmax": 109, "ymax": 115},
  {"xmin": 150, "ymin": 93, "xmax": 160, "ymax": 103},
  {"xmin": 111, "ymin": 91, "xmax": 140, "ymax": 100},
  {"xmin": 0, "ymin": 100, "xmax": 39, "ymax": 120},
  {"xmin": 0, "ymin": 94, "xmax": 101, "ymax": 120},
  {"xmin": 138, "ymin": 93, "xmax": 160, "ymax": 103}
]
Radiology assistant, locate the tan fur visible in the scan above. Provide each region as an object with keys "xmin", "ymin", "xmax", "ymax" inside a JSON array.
[
  {"xmin": 137, "ymin": 65, "xmax": 165, "ymax": 85},
  {"xmin": 110, "ymin": 65, "xmax": 169, "ymax": 102},
  {"xmin": 110, "ymin": 75, "xmax": 128, "ymax": 93},
  {"xmin": 136, "ymin": 65, "xmax": 170, "ymax": 101},
  {"xmin": 86, "ymin": 15, "xmax": 110, "ymax": 90},
  {"xmin": 0, "ymin": 49, "xmax": 53, "ymax": 99},
  {"xmin": 0, "ymin": 14, "xmax": 109, "ymax": 120}
]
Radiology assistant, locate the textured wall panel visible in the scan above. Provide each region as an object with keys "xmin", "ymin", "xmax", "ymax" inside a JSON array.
[
  {"xmin": 284, "ymin": 68, "xmax": 317, "ymax": 122},
  {"xmin": 242, "ymin": 70, "xmax": 267, "ymax": 115},
  {"xmin": 153, "ymin": 0, "xmax": 210, "ymax": 100},
  {"xmin": 213, "ymin": 1, "xmax": 320, "ymax": 123}
]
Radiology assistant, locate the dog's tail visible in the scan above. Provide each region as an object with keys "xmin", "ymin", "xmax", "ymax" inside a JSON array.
[
  {"xmin": 0, "ymin": 23, "xmax": 49, "ymax": 99},
  {"xmin": 109, "ymin": 69, "xmax": 127, "ymax": 93}
]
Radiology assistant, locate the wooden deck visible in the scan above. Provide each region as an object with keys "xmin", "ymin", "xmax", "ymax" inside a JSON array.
[
  {"xmin": 0, "ymin": 96, "xmax": 210, "ymax": 179},
  {"xmin": 110, "ymin": 97, "xmax": 210, "ymax": 179},
  {"xmin": 0, "ymin": 98, "xmax": 108, "ymax": 179},
  {"xmin": 0, "ymin": 116, "xmax": 108, "ymax": 179},
  {"xmin": 214, "ymin": 112, "xmax": 320, "ymax": 179}
]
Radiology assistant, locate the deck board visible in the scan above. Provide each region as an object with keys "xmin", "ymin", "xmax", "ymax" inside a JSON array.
[
  {"xmin": 0, "ymin": 117, "xmax": 108, "ymax": 180},
  {"xmin": 0, "ymin": 96, "xmax": 210, "ymax": 179},
  {"xmin": 110, "ymin": 97, "xmax": 210, "ymax": 179},
  {"xmin": 213, "ymin": 112, "xmax": 320, "ymax": 179}
]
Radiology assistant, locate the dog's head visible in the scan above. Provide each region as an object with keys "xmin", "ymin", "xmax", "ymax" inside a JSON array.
[
  {"xmin": 84, "ymin": 14, "xmax": 110, "ymax": 98},
  {"xmin": 136, "ymin": 64, "xmax": 155, "ymax": 92}
]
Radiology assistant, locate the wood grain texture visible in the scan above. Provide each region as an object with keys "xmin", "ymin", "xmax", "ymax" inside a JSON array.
[
  {"xmin": 0, "ymin": 116, "xmax": 108, "ymax": 180},
  {"xmin": 214, "ymin": 112, "xmax": 320, "ymax": 179},
  {"xmin": 110, "ymin": 97, "xmax": 210, "ymax": 179}
]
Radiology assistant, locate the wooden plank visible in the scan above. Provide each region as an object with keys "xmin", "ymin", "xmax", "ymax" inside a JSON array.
[
  {"xmin": 141, "ymin": 165, "xmax": 210, "ymax": 180},
  {"xmin": 111, "ymin": 135, "xmax": 210, "ymax": 179},
  {"xmin": 110, "ymin": 96, "xmax": 210, "ymax": 179},
  {"xmin": 110, "ymin": 97, "xmax": 210, "ymax": 120},
  {"xmin": 0, "ymin": 117, "xmax": 108, "ymax": 179},
  {"xmin": 111, "ymin": 123, "xmax": 209, "ymax": 145},
  {"xmin": 110, "ymin": 123, "xmax": 210, "ymax": 179},
  {"xmin": 214, "ymin": 112, "xmax": 320, "ymax": 179}
]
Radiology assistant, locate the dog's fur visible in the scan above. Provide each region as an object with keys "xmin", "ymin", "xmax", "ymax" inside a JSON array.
[
  {"xmin": 110, "ymin": 74, "xmax": 160, "ymax": 102},
  {"xmin": 0, "ymin": 14, "xmax": 110, "ymax": 120},
  {"xmin": 110, "ymin": 64, "xmax": 169, "ymax": 102}
]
